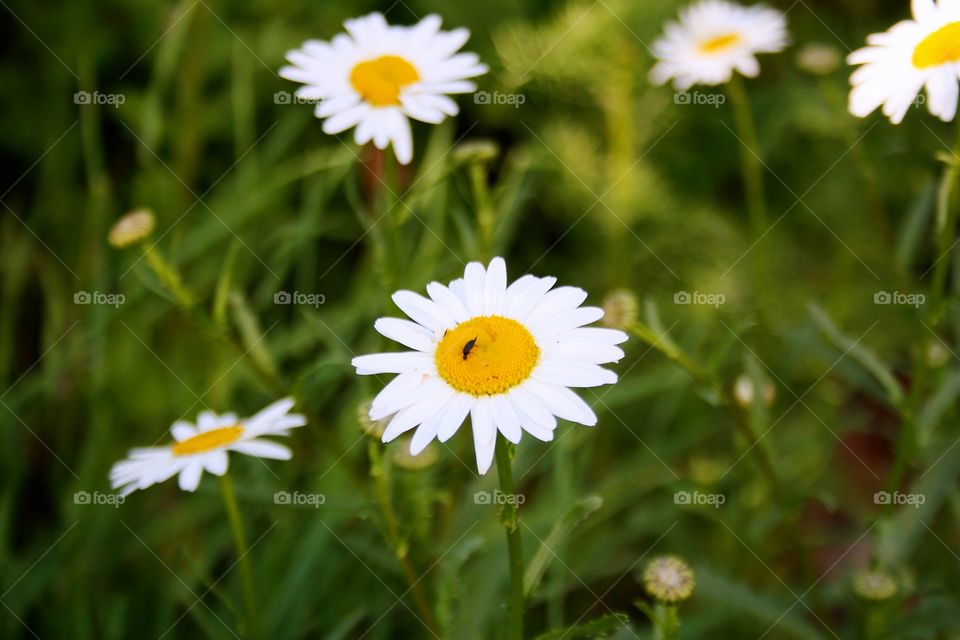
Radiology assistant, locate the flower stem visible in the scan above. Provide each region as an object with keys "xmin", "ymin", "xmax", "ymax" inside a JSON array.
[
  {"xmin": 366, "ymin": 441, "xmax": 439, "ymax": 635},
  {"xmin": 219, "ymin": 473, "xmax": 257, "ymax": 638},
  {"xmin": 495, "ymin": 437, "xmax": 525, "ymax": 640},
  {"xmin": 727, "ymin": 76, "xmax": 767, "ymax": 240},
  {"xmin": 727, "ymin": 76, "xmax": 769, "ymax": 307},
  {"xmin": 652, "ymin": 603, "xmax": 679, "ymax": 640}
]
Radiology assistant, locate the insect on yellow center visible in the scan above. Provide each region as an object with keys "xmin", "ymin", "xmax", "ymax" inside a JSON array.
[
  {"xmin": 698, "ymin": 33, "xmax": 741, "ymax": 54},
  {"xmin": 350, "ymin": 55, "xmax": 420, "ymax": 107},
  {"xmin": 913, "ymin": 22, "xmax": 960, "ymax": 68},
  {"xmin": 172, "ymin": 425, "xmax": 244, "ymax": 456},
  {"xmin": 435, "ymin": 316, "xmax": 540, "ymax": 397}
]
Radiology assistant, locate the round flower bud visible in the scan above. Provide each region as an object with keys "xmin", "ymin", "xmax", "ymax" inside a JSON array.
[
  {"xmin": 795, "ymin": 42, "xmax": 841, "ymax": 75},
  {"xmin": 643, "ymin": 555, "xmax": 695, "ymax": 603},
  {"xmin": 392, "ymin": 441, "xmax": 439, "ymax": 470},
  {"xmin": 602, "ymin": 289, "xmax": 639, "ymax": 330},
  {"xmin": 733, "ymin": 375, "xmax": 775, "ymax": 408},
  {"xmin": 453, "ymin": 140, "xmax": 499, "ymax": 165},
  {"xmin": 357, "ymin": 400, "xmax": 387, "ymax": 439},
  {"xmin": 108, "ymin": 209, "xmax": 155, "ymax": 248},
  {"xmin": 853, "ymin": 569, "xmax": 897, "ymax": 601}
]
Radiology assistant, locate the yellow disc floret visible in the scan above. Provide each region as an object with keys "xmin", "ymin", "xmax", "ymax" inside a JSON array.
[
  {"xmin": 699, "ymin": 33, "xmax": 741, "ymax": 54},
  {"xmin": 435, "ymin": 316, "xmax": 540, "ymax": 396},
  {"xmin": 913, "ymin": 22, "xmax": 960, "ymax": 68},
  {"xmin": 172, "ymin": 425, "xmax": 244, "ymax": 456},
  {"xmin": 350, "ymin": 55, "xmax": 420, "ymax": 106}
]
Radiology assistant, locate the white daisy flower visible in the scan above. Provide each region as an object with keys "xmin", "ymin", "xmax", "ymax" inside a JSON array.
[
  {"xmin": 110, "ymin": 398, "xmax": 306, "ymax": 496},
  {"xmin": 848, "ymin": 0, "xmax": 960, "ymax": 124},
  {"xmin": 650, "ymin": 0, "xmax": 789, "ymax": 90},
  {"xmin": 279, "ymin": 12, "xmax": 488, "ymax": 164},
  {"xmin": 351, "ymin": 257, "xmax": 628, "ymax": 475}
]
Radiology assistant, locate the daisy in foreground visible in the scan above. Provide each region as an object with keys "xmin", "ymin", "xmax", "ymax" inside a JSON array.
[
  {"xmin": 649, "ymin": 0, "xmax": 788, "ymax": 89},
  {"xmin": 279, "ymin": 13, "xmax": 487, "ymax": 164},
  {"xmin": 849, "ymin": 0, "xmax": 960, "ymax": 124},
  {"xmin": 110, "ymin": 398, "xmax": 306, "ymax": 495},
  {"xmin": 352, "ymin": 257, "xmax": 628, "ymax": 474}
]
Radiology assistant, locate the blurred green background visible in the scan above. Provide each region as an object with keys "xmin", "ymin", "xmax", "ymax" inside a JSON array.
[{"xmin": 2, "ymin": 0, "xmax": 960, "ymax": 637}]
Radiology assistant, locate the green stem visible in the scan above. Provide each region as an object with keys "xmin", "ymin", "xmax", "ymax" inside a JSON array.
[
  {"xmin": 652, "ymin": 603, "xmax": 679, "ymax": 640},
  {"xmin": 727, "ymin": 76, "xmax": 767, "ymax": 239},
  {"xmin": 889, "ymin": 137, "xmax": 960, "ymax": 492},
  {"xmin": 495, "ymin": 437, "xmax": 524, "ymax": 640},
  {"xmin": 367, "ymin": 441, "xmax": 439, "ymax": 635},
  {"xmin": 219, "ymin": 473, "xmax": 257, "ymax": 638}
]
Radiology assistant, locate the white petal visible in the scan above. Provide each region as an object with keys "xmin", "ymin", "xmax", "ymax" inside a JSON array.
[
  {"xmin": 352, "ymin": 351, "xmax": 432, "ymax": 375},
  {"xmin": 490, "ymin": 394, "xmax": 522, "ymax": 444},
  {"xmin": 231, "ymin": 439, "xmax": 292, "ymax": 460},
  {"xmin": 375, "ymin": 317, "xmax": 436, "ymax": 352},
  {"xmin": 393, "ymin": 290, "xmax": 456, "ymax": 331},
  {"xmin": 470, "ymin": 399, "xmax": 497, "ymax": 475},
  {"xmin": 437, "ymin": 393, "xmax": 473, "ymax": 442},
  {"xmin": 178, "ymin": 461, "xmax": 204, "ymax": 492},
  {"xmin": 202, "ymin": 451, "xmax": 229, "ymax": 476}
]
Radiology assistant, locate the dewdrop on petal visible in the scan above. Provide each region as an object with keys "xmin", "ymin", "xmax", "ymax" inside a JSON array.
[
  {"xmin": 602, "ymin": 289, "xmax": 639, "ymax": 330},
  {"xmin": 109, "ymin": 209, "xmax": 155, "ymax": 248},
  {"xmin": 853, "ymin": 569, "xmax": 897, "ymax": 601},
  {"xmin": 643, "ymin": 555, "xmax": 695, "ymax": 603}
]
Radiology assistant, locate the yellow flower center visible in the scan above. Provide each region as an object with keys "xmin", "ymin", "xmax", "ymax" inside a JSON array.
[
  {"xmin": 698, "ymin": 33, "xmax": 741, "ymax": 54},
  {"xmin": 172, "ymin": 425, "xmax": 244, "ymax": 456},
  {"xmin": 350, "ymin": 55, "xmax": 420, "ymax": 106},
  {"xmin": 913, "ymin": 22, "xmax": 960, "ymax": 68},
  {"xmin": 435, "ymin": 316, "xmax": 540, "ymax": 397}
]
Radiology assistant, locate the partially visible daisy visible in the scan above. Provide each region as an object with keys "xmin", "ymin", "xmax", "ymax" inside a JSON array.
[
  {"xmin": 352, "ymin": 257, "xmax": 628, "ymax": 475},
  {"xmin": 110, "ymin": 398, "xmax": 306, "ymax": 496},
  {"xmin": 848, "ymin": 0, "xmax": 960, "ymax": 124},
  {"xmin": 650, "ymin": 0, "xmax": 789, "ymax": 90},
  {"xmin": 280, "ymin": 13, "xmax": 488, "ymax": 164}
]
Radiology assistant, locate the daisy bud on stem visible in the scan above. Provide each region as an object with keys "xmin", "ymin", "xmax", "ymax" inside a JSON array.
[
  {"xmin": 853, "ymin": 569, "xmax": 897, "ymax": 640},
  {"xmin": 638, "ymin": 556, "xmax": 695, "ymax": 640}
]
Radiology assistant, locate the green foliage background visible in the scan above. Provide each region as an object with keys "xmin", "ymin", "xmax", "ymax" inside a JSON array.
[{"xmin": 2, "ymin": 0, "xmax": 959, "ymax": 637}]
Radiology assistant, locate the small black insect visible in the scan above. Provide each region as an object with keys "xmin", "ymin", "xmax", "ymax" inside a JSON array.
[{"xmin": 462, "ymin": 336, "xmax": 478, "ymax": 360}]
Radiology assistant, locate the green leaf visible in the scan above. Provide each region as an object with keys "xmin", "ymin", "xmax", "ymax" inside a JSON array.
[
  {"xmin": 524, "ymin": 495, "xmax": 603, "ymax": 598},
  {"xmin": 808, "ymin": 304, "xmax": 904, "ymax": 410},
  {"xmin": 534, "ymin": 613, "xmax": 631, "ymax": 640}
]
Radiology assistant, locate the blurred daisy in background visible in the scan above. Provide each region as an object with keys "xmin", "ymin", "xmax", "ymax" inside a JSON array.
[
  {"xmin": 848, "ymin": 0, "xmax": 960, "ymax": 123},
  {"xmin": 650, "ymin": 0, "xmax": 789, "ymax": 89},
  {"xmin": 352, "ymin": 257, "xmax": 627, "ymax": 474},
  {"xmin": 110, "ymin": 398, "xmax": 306, "ymax": 495},
  {"xmin": 280, "ymin": 12, "xmax": 488, "ymax": 164}
]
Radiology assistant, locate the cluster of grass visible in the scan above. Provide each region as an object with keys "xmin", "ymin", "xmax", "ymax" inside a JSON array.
[{"xmin": 2, "ymin": 0, "xmax": 960, "ymax": 638}]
